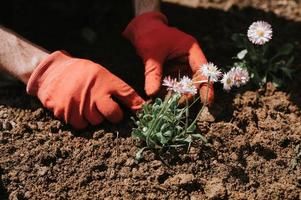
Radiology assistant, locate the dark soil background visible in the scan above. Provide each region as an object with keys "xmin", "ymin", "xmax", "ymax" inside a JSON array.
[{"xmin": 1, "ymin": 0, "xmax": 301, "ymax": 199}]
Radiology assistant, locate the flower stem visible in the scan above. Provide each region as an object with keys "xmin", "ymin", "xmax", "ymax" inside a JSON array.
[
  {"xmin": 204, "ymin": 77, "xmax": 210, "ymax": 106},
  {"xmin": 186, "ymin": 78, "xmax": 210, "ymax": 131},
  {"xmin": 184, "ymin": 98, "xmax": 189, "ymax": 135}
]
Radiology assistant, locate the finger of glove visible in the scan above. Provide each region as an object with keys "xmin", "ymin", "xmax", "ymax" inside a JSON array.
[
  {"xmin": 191, "ymin": 68, "xmax": 214, "ymax": 105},
  {"xmin": 178, "ymin": 93, "xmax": 195, "ymax": 105},
  {"xmin": 50, "ymin": 101, "xmax": 89, "ymax": 130},
  {"xmin": 96, "ymin": 96, "xmax": 124, "ymax": 123},
  {"xmin": 68, "ymin": 114, "xmax": 89, "ymax": 129},
  {"xmin": 84, "ymin": 100, "xmax": 105, "ymax": 125},
  {"xmin": 144, "ymin": 58, "xmax": 163, "ymax": 96},
  {"xmin": 188, "ymin": 43, "xmax": 208, "ymax": 73},
  {"xmin": 111, "ymin": 80, "xmax": 145, "ymax": 112}
]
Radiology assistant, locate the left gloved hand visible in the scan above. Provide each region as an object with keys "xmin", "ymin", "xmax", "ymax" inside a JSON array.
[
  {"xmin": 123, "ymin": 11, "xmax": 214, "ymax": 104},
  {"xmin": 26, "ymin": 51, "xmax": 145, "ymax": 129}
]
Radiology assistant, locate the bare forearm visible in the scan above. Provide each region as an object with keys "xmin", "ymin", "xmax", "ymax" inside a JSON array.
[
  {"xmin": 0, "ymin": 26, "xmax": 49, "ymax": 84},
  {"xmin": 133, "ymin": 0, "xmax": 161, "ymax": 16}
]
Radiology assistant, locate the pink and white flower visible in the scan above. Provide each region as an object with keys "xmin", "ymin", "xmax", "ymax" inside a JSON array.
[
  {"xmin": 162, "ymin": 76, "xmax": 197, "ymax": 95},
  {"xmin": 247, "ymin": 21, "xmax": 272, "ymax": 45},
  {"xmin": 231, "ymin": 67, "xmax": 250, "ymax": 87},
  {"xmin": 221, "ymin": 67, "xmax": 250, "ymax": 91},
  {"xmin": 177, "ymin": 76, "xmax": 197, "ymax": 95},
  {"xmin": 200, "ymin": 62, "xmax": 222, "ymax": 82},
  {"xmin": 162, "ymin": 76, "xmax": 177, "ymax": 90},
  {"xmin": 221, "ymin": 71, "xmax": 235, "ymax": 91}
]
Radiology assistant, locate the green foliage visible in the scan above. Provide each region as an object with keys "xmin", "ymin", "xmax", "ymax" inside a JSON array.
[
  {"xmin": 231, "ymin": 33, "xmax": 295, "ymax": 88},
  {"xmin": 132, "ymin": 94, "xmax": 206, "ymax": 161}
]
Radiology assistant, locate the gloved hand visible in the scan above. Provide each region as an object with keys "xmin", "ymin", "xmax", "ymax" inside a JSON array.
[
  {"xmin": 27, "ymin": 51, "xmax": 145, "ymax": 129},
  {"xmin": 123, "ymin": 11, "xmax": 214, "ymax": 104}
]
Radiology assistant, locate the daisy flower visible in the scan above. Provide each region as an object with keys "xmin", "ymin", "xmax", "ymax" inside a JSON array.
[
  {"xmin": 162, "ymin": 76, "xmax": 177, "ymax": 91},
  {"xmin": 177, "ymin": 76, "xmax": 197, "ymax": 95},
  {"xmin": 221, "ymin": 67, "xmax": 250, "ymax": 91},
  {"xmin": 200, "ymin": 62, "xmax": 222, "ymax": 82},
  {"xmin": 221, "ymin": 71, "xmax": 235, "ymax": 91},
  {"xmin": 231, "ymin": 67, "xmax": 250, "ymax": 87},
  {"xmin": 247, "ymin": 21, "xmax": 272, "ymax": 45},
  {"xmin": 162, "ymin": 76, "xmax": 197, "ymax": 95}
]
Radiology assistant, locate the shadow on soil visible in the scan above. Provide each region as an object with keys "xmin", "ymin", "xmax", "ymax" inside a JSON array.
[{"xmin": 0, "ymin": 167, "xmax": 9, "ymax": 200}]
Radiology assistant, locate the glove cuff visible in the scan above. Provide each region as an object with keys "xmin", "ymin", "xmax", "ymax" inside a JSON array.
[
  {"xmin": 123, "ymin": 11, "xmax": 168, "ymax": 44},
  {"xmin": 26, "ymin": 50, "xmax": 71, "ymax": 96}
]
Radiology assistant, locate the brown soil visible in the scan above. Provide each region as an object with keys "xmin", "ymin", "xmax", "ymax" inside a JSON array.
[{"xmin": 1, "ymin": 1, "xmax": 301, "ymax": 199}]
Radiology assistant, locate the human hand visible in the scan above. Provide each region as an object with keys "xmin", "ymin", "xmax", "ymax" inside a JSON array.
[
  {"xmin": 123, "ymin": 12, "xmax": 214, "ymax": 104},
  {"xmin": 27, "ymin": 51, "xmax": 145, "ymax": 129}
]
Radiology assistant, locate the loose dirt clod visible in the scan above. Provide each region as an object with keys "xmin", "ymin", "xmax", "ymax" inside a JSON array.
[
  {"xmin": 205, "ymin": 177, "xmax": 227, "ymax": 199},
  {"xmin": 164, "ymin": 174, "xmax": 195, "ymax": 187}
]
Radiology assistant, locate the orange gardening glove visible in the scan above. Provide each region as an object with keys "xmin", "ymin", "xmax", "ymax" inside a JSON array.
[
  {"xmin": 27, "ymin": 51, "xmax": 145, "ymax": 129},
  {"xmin": 123, "ymin": 11, "xmax": 214, "ymax": 104}
]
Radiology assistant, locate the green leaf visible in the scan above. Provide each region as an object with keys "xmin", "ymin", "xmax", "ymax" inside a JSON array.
[
  {"xmin": 132, "ymin": 130, "xmax": 145, "ymax": 140},
  {"xmin": 270, "ymin": 74, "xmax": 284, "ymax": 88},
  {"xmin": 192, "ymin": 134, "xmax": 208, "ymax": 143},
  {"xmin": 285, "ymin": 56, "xmax": 294, "ymax": 69},
  {"xmin": 261, "ymin": 76, "xmax": 267, "ymax": 85},
  {"xmin": 155, "ymin": 98, "xmax": 162, "ymax": 105},
  {"xmin": 183, "ymin": 135, "xmax": 192, "ymax": 143},
  {"xmin": 233, "ymin": 61, "xmax": 247, "ymax": 69},
  {"xmin": 184, "ymin": 135, "xmax": 192, "ymax": 152},
  {"xmin": 237, "ymin": 49, "xmax": 248, "ymax": 60},
  {"xmin": 163, "ymin": 130, "xmax": 172, "ymax": 138},
  {"xmin": 160, "ymin": 123, "xmax": 169, "ymax": 132},
  {"xmin": 231, "ymin": 33, "xmax": 247, "ymax": 48},
  {"xmin": 162, "ymin": 116, "xmax": 173, "ymax": 123},
  {"xmin": 169, "ymin": 144, "xmax": 186, "ymax": 148},
  {"xmin": 156, "ymin": 132, "xmax": 168, "ymax": 145},
  {"xmin": 135, "ymin": 147, "xmax": 147, "ymax": 161},
  {"xmin": 175, "ymin": 125, "xmax": 183, "ymax": 132},
  {"xmin": 278, "ymin": 43, "xmax": 294, "ymax": 56},
  {"xmin": 280, "ymin": 67, "xmax": 294, "ymax": 79},
  {"xmin": 186, "ymin": 124, "xmax": 196, "ymax": 133}
]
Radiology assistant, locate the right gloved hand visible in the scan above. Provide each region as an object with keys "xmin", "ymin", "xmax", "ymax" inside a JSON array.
[
  {"xmin": 26, "ymin": 51, "xmax": 145, "ymax": 129},
  {"xmin": 123, "ymin": 12, "xmax": 214, "ymax": 105}
]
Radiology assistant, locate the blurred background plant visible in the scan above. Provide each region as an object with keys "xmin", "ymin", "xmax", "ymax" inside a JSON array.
[{"xmin": 230, "ymin": 21, "xmax": 295, "ymax": 88}]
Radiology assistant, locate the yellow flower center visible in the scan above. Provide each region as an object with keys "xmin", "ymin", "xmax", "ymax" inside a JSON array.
[
  {"xmin": 256, "ymin": 29, "xmax": 265, "ymax": 37},
  {"xmin": 226, "ymin": 78, "xmax": 232, "ymax": 85}
]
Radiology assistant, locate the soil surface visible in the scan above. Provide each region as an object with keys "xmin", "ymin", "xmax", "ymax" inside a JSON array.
[{"xmin": 1, "ymin": 1, "xmax": 301, "ymax": 199}]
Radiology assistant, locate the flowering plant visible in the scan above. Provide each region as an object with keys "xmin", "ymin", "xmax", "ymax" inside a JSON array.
[
  {"xmin": 231, "ymin": 21, "xmax": 295, "ymax": 87},
  {"xmin": 132, "ymin": 76, "xmax": 208, "ymax": 161},
  {"xmin": 132, "ymin": 63, "xmax": 249, "ymax": 161}
]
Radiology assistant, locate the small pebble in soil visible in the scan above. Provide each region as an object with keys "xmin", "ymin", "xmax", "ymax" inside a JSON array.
[
  {"xmin": 33, "ymin": 108, "xmax": 45, "ymax": 119},
  {"xmin": 297, "ymin": 176, "xmax": 301, "ymax": 186},
  {"xmin": 198, "ymin": 106, "xmax": 215, "ymax": 122},
  {"xmin": 164, "ymin": 174, "xmax": 195, "ymax": 187},
  {"xmin": 28, "ymin": 122, "xmax": 38, "ymax": 131},
  {"xmin": 9, "ymin": 190, "xmax": 24, "ymax": 200},
  {"xmin": 205, "ymin": 177, "xmax": 227, "ymax": 200},
  {"xmin": 24, "ymin": 191, "xmax": 33, "ymax": 199},
  {"xmin": 37, "ymin": 166, "xmax": 49, "ymax": 176},
  {"xmin": 93, "ymin": 130, "xmax": 105, "ymax": 139},
  {"xmin": 2, "ymin": 121, "xmax": 12, "ymax": 130},
  {"xmin": 124, "ymin": 158, "xmax": 135, "ymax": 167}
]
